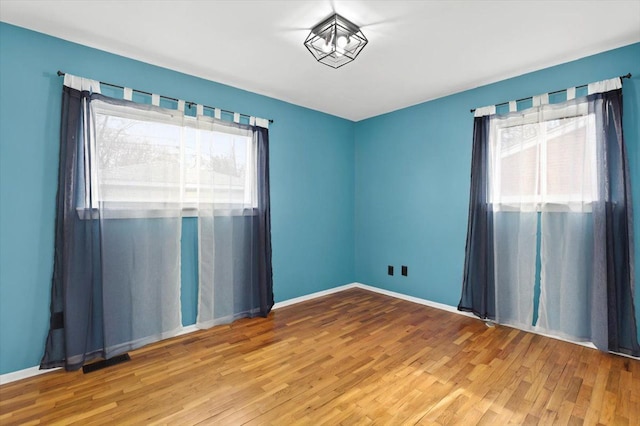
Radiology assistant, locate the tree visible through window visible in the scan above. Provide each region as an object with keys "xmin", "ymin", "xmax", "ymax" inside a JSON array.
[{"xmin": 89, "ymin": 101, "xmax": 256, "ymax": 212}]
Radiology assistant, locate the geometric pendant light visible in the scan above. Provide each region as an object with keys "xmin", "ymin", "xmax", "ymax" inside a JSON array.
[{"xmin": 304, "ymin": 13, "xmax": 368, "ymax": 68}]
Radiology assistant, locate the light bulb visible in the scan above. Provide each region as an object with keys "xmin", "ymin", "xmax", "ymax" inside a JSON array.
[
  {"xmin": 337, "ymin": 35, "xmax": 348, "ymax": 48},
  {"xmin": 321, "ymin": 42, "xmax": 332, "ymax": 53}
]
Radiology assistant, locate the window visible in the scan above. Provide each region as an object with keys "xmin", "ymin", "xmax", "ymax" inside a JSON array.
[
  {"xmin": 488, "ymin": 101, "xmax": 597, "ymax": 211},
  {"xmin": 88, "ymin": 100, "xmax": 257, "ymax": 214}
]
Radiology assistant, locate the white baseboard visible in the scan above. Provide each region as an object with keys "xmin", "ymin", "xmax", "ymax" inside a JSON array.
[
  {"xmin": 271, "ymin": 282, "xmax": 474, "ymax": 316},
  {"xmin": 0, "ymin": 325, "xmax": 204, "ymax": 385},
  {"xmin": 272, "ymin": 283, "xmax": 358, "ymax": 309},
  {"xmin": 174, "ymin": 324, "xmax": 199, "ymax": 336},
  {"xmin": 351, "ymin": 282, "xmax": 477, "ymax": 319},
  {"xmin": 0, "ymin": 365, "xmax": 60, "ymax": 385},
  {"xmin": 330, "ymin": 283, "xmax": 634, "ymax": 358},
  {"xmin": 4, "ymin": 281, "xmax": 633, "ymax": 384},
  {"xmin": 0, "ymin": 283, "xmax": 467, "ymax": 385},
  {"xmin": 351, "ymin": 283, "xmax": 605, "ymax": 353},
  {"xmin": 272, "ymin": 282, "xmax": 476, "ymax": 320}
]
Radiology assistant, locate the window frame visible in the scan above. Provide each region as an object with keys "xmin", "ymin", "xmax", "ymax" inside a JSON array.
[
  {"xmin": 77, "ymin": 98, "xmax": 259, "ymax": 219},
  {"xmin": 488, "ymin": 100, "xmax": 598, "ymax": 212}
]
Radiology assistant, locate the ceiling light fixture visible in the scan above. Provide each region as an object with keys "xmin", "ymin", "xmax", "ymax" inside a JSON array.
[{"xmin": 304, "ymin": 13, "xmax": 368, "ymax": 69}]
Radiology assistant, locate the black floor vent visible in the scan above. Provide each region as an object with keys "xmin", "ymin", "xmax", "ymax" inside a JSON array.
[{"xmin": 82, "ymin": 353, "xmax": 131, "ymax": 374}]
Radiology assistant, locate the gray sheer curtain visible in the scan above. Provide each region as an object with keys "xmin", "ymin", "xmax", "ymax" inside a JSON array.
[
  {"xmin": 459, "ymin": 86, "xmax": 639, "ymax": 356},
  {"xmin": 41, "ymin": 83, "xmax": 182, "ymax": 371},
  {"xmin": 196, "ymin": 117, "xmax": 273, "ymax": 329},
  {"xmin": 458, "ymin": 115, "xmax": 495, "ymax": 320},
  {"xmin": 590, "ymin": 89, "xmax": 638, "ymax": 355},
  {"xmin": 92, "ymin": 97, "xmax": 183, "ymax": 359},
  {"xmin": 41, "ymin": 85, "xmax": 105, "ymax": 370},
  {"xmin": 41, "ymin": 79, "xmax": 274, "ymax": 371}
]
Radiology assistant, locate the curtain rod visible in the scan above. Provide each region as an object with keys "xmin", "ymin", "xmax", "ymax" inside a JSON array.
[
  {"xmin": 56, "ymin": 70, "xmax": 274, "ymax": 124},
  {"xmin": 469, "ymin": 73, "xmax": 632, "ymax": 113}
]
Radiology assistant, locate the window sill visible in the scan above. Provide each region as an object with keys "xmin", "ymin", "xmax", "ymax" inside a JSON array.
[
  {"xmin": 492, "ymin": 202, "xmax": 594, "ymax": 213},
  {"xmin": 76, "ymin": 207, "xmax": 258, "ymax": 220}
]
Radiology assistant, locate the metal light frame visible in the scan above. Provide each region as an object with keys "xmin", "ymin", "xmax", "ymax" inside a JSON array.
[{"xmin": 304, "ymin": 13, "xmax": 368, "ymax": 69}]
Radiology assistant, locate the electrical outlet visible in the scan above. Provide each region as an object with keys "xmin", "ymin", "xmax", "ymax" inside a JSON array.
[
  {"xmin": 401, "ymin": 265, "xmax": 408, "ymax": 276},
  {"xmin": 388, "ymin": 265, "xmax": 394, "ymax": 276}
]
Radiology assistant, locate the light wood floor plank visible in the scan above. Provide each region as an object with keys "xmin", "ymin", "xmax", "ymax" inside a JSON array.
[{"xmin": 1, "ymin": 288, "xmax": 638, "ymax": 425}]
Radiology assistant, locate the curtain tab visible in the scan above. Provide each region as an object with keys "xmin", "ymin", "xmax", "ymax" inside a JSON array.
[
  {"xmin": 588, "ymin": 78, "xmax": 622, "ymax": 95},
  {"xmin": 63, "ymin": 74, "xmax": 102, "ymax": 94},
  {"xmin": 255, "ymin": 118, "xmax": 270, "ymax": 129},
  {"xmin": 566, "ymin": 87, "xmax": 576, "ymax": 100},
  {"xmin": 532, "ymin": 94, "xmax": 549, "ymax": 107},
  {"xmin": 508, "ymin": 101, "xmax": 517, "ymax": 112},
  {"xmin": 541, "ymin": 93, "xmax": 549, "ymax": 105},
  {"xmin": 151, "ymin": 94, "xmax": 160, "ymax": 106},
  {"xmin": 196, "ymin": 104, "xmax": 204, "ymax": 116},
  {"xmin": 177, "ymin": 100, "xmax": 185, "ymax": 112},
  {"xmin": 214, "ymin": 108, "xmax": 221, "ymax": 119},
  {"xmin": 474, "ymin": 105, "xmax": 496, "ymax": 117},
  {"xmin": 533, "ymin": 95, "xmax": 541, "ymax": 106},
  {"xmin": 123, "ymin": 87, "xmax": 133, "ymax": 101},
  {"xmin": 233, "ymin": 112, "xmax": 240, "ymax": 123},
  {"xmin": 532, "ymin": 95, "xmax": 540, "ymax": 106}
]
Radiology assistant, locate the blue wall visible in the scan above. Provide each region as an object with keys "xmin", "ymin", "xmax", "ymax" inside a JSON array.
[
  {"xmin": 355, "ymin": 43, "xmax": 640, "ymax": 339},
  {"xmin": 1, "ymin": 21, "xmax": 638, "ymax": 376},
  {"xmin": 0, "ymin": 23, "xmax": 355, "ymax": 375}
]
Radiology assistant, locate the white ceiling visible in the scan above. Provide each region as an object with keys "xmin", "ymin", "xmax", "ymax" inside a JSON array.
[{"xmin": 1, "ymin": 1, "xmax": 639, "ymax": 121}]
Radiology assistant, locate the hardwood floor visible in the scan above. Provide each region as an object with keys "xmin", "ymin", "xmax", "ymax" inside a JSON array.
[{"xmin": 1, "ymin": 288, "xmax": 638, "ymax": 425}]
